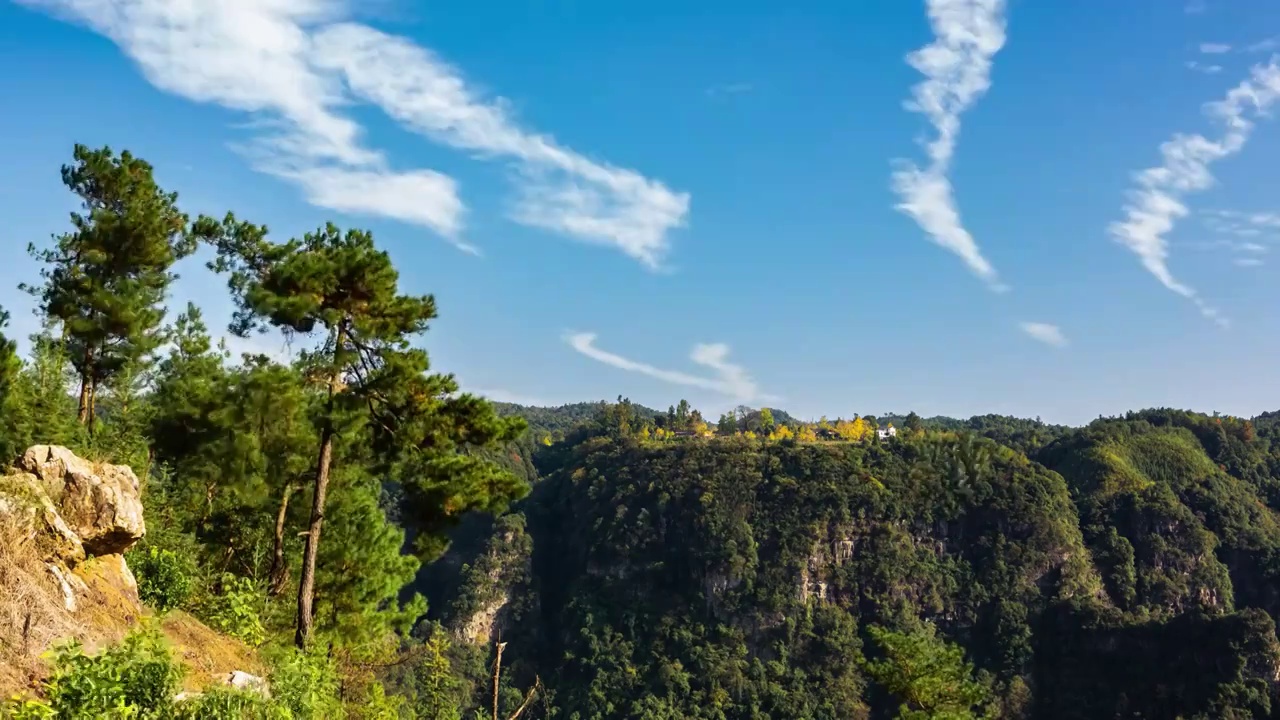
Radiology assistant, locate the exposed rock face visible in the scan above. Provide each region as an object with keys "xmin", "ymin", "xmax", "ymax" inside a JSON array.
[
  {"xmin": 19, "ymin": 445, "xmax": 146, "ymax": 555},
  {"xmin": 0, "ymin": 445, "xmax": 147, "ymax": 623}
]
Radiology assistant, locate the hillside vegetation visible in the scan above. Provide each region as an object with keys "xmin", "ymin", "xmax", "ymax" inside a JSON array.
[{"xmin": 422, "ymin": 404, "xmax": 1280, "ymax": 719}]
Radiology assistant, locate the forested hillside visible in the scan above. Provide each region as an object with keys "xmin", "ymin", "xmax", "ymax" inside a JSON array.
[
  {"xmin": 425, "ymin": 404, "xmax": 1280, "ymax": 719},
  {"xmin": 5, "ymin": 145, "xmax": 1280, "ymax": 719}
]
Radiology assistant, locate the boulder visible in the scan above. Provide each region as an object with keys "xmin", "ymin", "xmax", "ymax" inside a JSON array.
[
  {"xmin": 19, "ymin": 445, "xmax": 146, "ymax": 555},
  {"xmin": 227, "ymin": 670, "xmax": 270, "ymax": 697}
]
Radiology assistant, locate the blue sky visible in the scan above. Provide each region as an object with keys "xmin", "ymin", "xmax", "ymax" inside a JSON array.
[{"xmin": 2, "ymin": 0, "xmax": 1279, "ymax": 425}]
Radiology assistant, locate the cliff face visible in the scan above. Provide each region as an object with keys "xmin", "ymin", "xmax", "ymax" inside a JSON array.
[
  {"xmin": 430, "ymin": 423, "xmax": 1280, "ymax": 719},
  {"xmin": 434, "ymin": 439, "xmax": 1106, "ymax": 718}
]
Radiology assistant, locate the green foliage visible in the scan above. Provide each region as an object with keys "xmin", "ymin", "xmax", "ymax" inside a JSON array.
[
  {"xmin": 861, "ymin": 623, "xmax": 991, "ymax": 719},
  {"xmin": 411, "ymin": 633, "xmax": 466, "ymax": 720},
  {"xmin": 0, "ymin": 329, "xmax": 84, "ymax": 457},
  {"xmin": 459, "ymin": 437, "xmax": 1093, "ymax": 718},
  {"xmin": 419, "ymin": 407, "xmax": 1280, "ymax": 718},
  {"xmin": 174, "ymin": 687, "xmax": 274, "ymax": 720},
  {"xmin": 0, "ymin": 629, "xmax": 379, "ymax": 720},
  {"xmin": 359, "ymin": 683, "xmax": 407, "ymax": 720},
  {"xmin": 207, "ymin": 218, "xmax": 527, "ymax": 646},
  {"xmin": 23, "ymin": 144, "xmax": 195, "ymax": 431},
  {"xmin": 264, "ymin": 647, "xmax": 347, "ymax": 720},
  {"xmin": 132, "ymin": 546, "xmax": 195, "ymax": 613},
  {"xmin": 447, "ymin": 513, "xmax": 533, "ymax": 631},
  {"xmin": 40, "ymin": 625, "xmax": 183, "ymax": 720},
  {"xmin": 199, "ymin": 574, "xmax": 267, "ymax": 646},
  {"xmin": 313, "ymin": 479, "xmax": 425, "ymax": 646},
  {"xmin": 491, "ymin": 401, "xmax": 660, "ymax": 440},
  {"xmin": 0, "ymin": 307, "xmax": 25, "ymax": 463},
  {"xmin": 0, "ymin": 698, "xmax": 56, "ymax": 720}
]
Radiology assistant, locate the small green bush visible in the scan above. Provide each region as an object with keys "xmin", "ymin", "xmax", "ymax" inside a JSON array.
[
  {"xmin": 132, "ymin": 546, "xmax": 194, "ymax": 613},
  {"xmin": 0, "ymin": 623, "xmax": 370, "ymax": 720},
  {"xmin": 199, "ymin": 573, "xmax": 266, "ymax": 646},
  {"xmin": 267, "ymin": 647, "xmax": 347, "ymax": 720},
  {"xmin": 42, "ymin": 624, "xmax": 182, "ymax": 720}
]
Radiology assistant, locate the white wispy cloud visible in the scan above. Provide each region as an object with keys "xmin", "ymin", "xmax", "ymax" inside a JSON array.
[
  {"xmin": 16, "ymin": 0, "xmax": 689, "ymax": 266},
  {"xmin": 1018, "ymin": 322, "xmax": 1067, "ymax": 348},
  {"xmin": 1198, "ymin": 209, "xmax": 1278, "ymax": 266},
  {"xmin": 565, "ymin": 332, "xmax": 773, "ymax": 404},
  {"xmin": 1186, "ymin": 60, "xmax": 1224, "ymax": 75},
  {"xmin": 1247, "ymin": 36, "xmax": 1280, "ymax": 54},
  {"xmin": 1108, "ymin": 59, "xmax": 1280, "ymax": 325},
  {"xmin": 15, "ymin": 0, "xmax": 472, "ymax": 247},
  {"xmin": 1200, "ymin": 43, "xmax": 1233, "ymax": 54},
  {"xmin": 311, "ymin": 24, "xmax": 690, "ymax": 268},
  {"xmin": 1203, "ymin": 208, "xmax": 1280, "ymax": 234},
  {"xmin": 892, "ymin": 0, "xmax": 1009, "ymax": 291}
]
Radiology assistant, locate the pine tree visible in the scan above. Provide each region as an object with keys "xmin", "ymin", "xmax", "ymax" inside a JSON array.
[
  {"xmin": 148, "ymin": 305, "xmax": 234, "ymax": 533},
  {"xmin": 23, "ymin": 145, "xmax": 195, "ymax": 433},
  {"xmin": 0, "ymin": 308, "xmax": 23, "ymax": 461},
  {"xmin": 209, "ymin": 219, "xmax": 526, "ymax": 648},
  {"xmin": 7, "ymin": 326, "xmax": 82, "ymax": 453},
  {"xmin": 91, "ymin": 356, "xmax": 153, "ymax": 471},
  {"xmin": 0, "ymin": 308, "xmax": 18, "ymax": 403}
]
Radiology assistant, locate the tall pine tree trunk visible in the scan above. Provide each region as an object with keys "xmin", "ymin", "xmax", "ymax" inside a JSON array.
[
  {"xmin": 295, "ymin": 327, "xmax": 345, "ymax": 649},
  {"xmin": 269, "ymin": 483, "xmax": 295, "ymax": 597},
  {"xmin": 76, "ymin": 377, "xmax": 92, "ymax": 425},
  {"xmin": 75, "ymin": 343, "xmax": 95, "ymax": 431},
  {"xmin": 295, "ymin": 424, "xmax": 334, "ymax": 648}
]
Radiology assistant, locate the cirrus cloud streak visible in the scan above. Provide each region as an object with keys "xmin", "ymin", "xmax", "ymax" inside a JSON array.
[
  {"xmin": 565, "ymin": 332, "xmax": 774, "ymax": 405},
  {"xmin": 892, "ymin": 0, "xmax": 1009, "ymax": 292}
]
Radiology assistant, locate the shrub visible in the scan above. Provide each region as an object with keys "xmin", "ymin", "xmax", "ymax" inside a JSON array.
[
  {"xmin": 0, "ymin": 620, "xmax": 377, "ymax": 719},
  {"xmin": 267, "ymin": 647, "xmax": 347, "ymax": 720},
  {"xmin": 41, "ymin": 624, "xmax": 182, "ymax": 720},
  {"xmin": 132, "ymin": 546, "xmax": 194, "ymax": 613},
  {"xmin": 198, "ymin": 573, "xmax": 266, "ymax": 646}
]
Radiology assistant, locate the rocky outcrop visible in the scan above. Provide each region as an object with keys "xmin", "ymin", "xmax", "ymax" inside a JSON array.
[
  {"xmin": 0, "ymin": 446, "xmax": 268, "ymax": 700},
  {"xmin": 19, "ymin": 445, "xmax": 146, "ymax": 555},
  {"xmin": 0, "ymin": 445, "xmax": 147, "ymax": 623}
]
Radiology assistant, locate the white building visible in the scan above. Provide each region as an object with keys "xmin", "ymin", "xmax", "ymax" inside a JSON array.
[{"xmin": 877, "ymin": 425, "xmax": 897, "ymax": 440}]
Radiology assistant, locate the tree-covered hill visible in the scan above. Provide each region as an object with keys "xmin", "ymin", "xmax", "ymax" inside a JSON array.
[{"xmin": 422, "ymin": 405, "xmax": 1280, "ymax": 719}]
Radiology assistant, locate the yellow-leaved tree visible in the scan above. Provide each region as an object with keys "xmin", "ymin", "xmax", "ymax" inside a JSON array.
[{"xmin": 835, "ymin": 417, "xmax": 871, "ymax": 442}]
